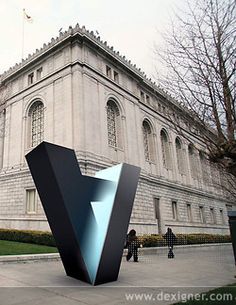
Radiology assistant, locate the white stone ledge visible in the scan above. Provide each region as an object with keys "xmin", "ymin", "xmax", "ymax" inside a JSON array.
[
  {"xmin": 0, "ymin": 253, "xmax": 60, "ymax": 264},
  {"xmin": 0, "ymin": 217, "xmax": 47, "ymax": 221},
  {"xmin": 0, "ymin": 243, "xmax": 231, "ymax": 264}
]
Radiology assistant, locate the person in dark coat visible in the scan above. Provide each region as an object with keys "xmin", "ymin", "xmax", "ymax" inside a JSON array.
[
  {"xmin": 163, "ymin": 227, "xmax": 177, "ymax": 258},
  {"xmin": 126, "ymin": 229, "xmax": 139, "ymax": 262}
]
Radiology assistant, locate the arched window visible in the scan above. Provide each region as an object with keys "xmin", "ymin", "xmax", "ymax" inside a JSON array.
[
  {"xmin": 175, "ymin": 137, "xmax": 185, "ymax": 174},
  {"xmin": 28, "ymin": 101, "xmax": 44, "ymax": 148},
  {"xmin": 106, "ymin": 100, "xmax": 122, "ymax": 148},
  {"xmin": 161, "ymin": 129, "xmax": 172, "ymax": 169},
  {"xmin": 142, "ymin": 120, "xmax": 155, "ymax": 162},
  {"xmin": 188, "ymin": 144, "xmax": 198, "ymax": 178}
]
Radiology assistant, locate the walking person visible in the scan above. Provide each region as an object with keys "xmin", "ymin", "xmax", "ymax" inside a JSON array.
[
  {"xmin": 163, "ymin": 227, "xmax": 177, "ymax": 258},
  {"xmin": 126, "ymin": 229, "xmax": 139, "ymax": 262}
]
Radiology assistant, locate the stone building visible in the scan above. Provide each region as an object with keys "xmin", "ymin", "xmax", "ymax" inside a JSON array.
[{"xmin": 0, "ymin": 24, "xmax": 234, "ymax": 234}]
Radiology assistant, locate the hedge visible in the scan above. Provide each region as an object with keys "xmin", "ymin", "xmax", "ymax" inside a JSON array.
[
  {"xmin": 0, "ymin": 229, "xmax": 56, "ymax": 247},
  {"xmin": 0, "ymin": 229, "xmax": 231, "ymax": 248},
  {"xmin": 139, "ymin": 233, "xmax": 231, "ymax": 247}
]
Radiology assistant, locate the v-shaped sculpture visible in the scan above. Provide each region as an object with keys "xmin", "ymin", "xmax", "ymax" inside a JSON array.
[{"xmin": 26, "ymin": 142, "xmax": 140, "ymax": 285}]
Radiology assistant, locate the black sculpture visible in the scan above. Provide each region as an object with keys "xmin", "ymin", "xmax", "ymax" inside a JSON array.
[{"xmin": 26, "ymin": 142, "xmax": 140, "ymax": 285}]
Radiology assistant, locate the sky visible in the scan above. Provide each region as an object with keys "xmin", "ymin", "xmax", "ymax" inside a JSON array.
[{"xmin": 0, "ymin": 0, "xmax": 180, "ymax": 78}]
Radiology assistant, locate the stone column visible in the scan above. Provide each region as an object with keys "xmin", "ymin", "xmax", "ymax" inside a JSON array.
[
  {"xmin": 0, "ymin": 110, "xmax": 5, "ymax": 169},
  {"xmin": 170, "ymin": 133, "xmax": 179, "ymax": 182},
  {"xmin": 184, "ymin": 143, "xmax": 192, "ymax": 186}
]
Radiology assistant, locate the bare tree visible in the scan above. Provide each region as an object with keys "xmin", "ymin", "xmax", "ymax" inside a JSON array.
[{"xmin": 155, "ymin": 0, "xmax": 236, "ymax": 179}]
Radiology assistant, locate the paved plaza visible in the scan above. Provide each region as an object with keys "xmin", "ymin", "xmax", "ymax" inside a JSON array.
[{"xmin": 0, "ymin": 244, "xmax": 235, "ymax": 305}]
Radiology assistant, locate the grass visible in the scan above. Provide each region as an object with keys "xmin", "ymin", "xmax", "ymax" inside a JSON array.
[
  {"xmin": 0, "ymin": 240, "xmax": 58, "ymax": 255},
  {"xmin": 173, "ymin": 283, "xmax": 236, "ymax": 304}
]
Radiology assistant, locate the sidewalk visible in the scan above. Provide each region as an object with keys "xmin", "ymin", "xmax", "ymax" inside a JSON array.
[
  {"xmin": 0, "ymin": 243, "xmax": 231, "ymax": 263},
  {"xmin": 0, "ymin": 244, "xmax": 235, "ymax": 305}
]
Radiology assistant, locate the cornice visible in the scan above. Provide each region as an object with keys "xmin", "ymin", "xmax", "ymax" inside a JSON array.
[
  {"xmin": 0, "ymin": 24, "xmax": 181, "ymax": 110},
  {"xmin": 0, "ymin": 23, "xmax": 216, "ymax": 135}
]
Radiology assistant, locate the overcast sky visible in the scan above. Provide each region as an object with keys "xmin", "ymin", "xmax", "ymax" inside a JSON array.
[{"xmin": 0, "ymin": 0, "xmax": 180, "ymax": 78}]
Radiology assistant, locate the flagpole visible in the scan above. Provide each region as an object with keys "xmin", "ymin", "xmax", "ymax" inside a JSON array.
[{"xmin": 22, "ymin": 9, "xmax": 25, "ymax": 59}]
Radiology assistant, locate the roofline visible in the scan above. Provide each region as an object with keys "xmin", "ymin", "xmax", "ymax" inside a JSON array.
[
  {"xmin": 0, "ymin": 24, "xmax": 172, "ymax": 101},
  {"xmin": 0, "ymin": 23, "xmax": 211, "ymax": 133}
]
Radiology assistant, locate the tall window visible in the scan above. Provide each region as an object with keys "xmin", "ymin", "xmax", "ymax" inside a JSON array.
[
  {"xmin": 28, "ymin": 101, "xmax": 44, "ymax": 147},
  {"xmin": 220, "ymin": 209, "xmax": 224, "ymax": 224},
  {"xmin": 161, "ymin": 129, "xmax": 172, "ymax": 169},
  {"xmin": 153, "ymin": 198, "xmax": 160, "ymax": 220},
  {"xmin": 36, "ymin": 67, "xmax": 43, "ymax": 80},
  {"xmin": 209, "ymin": 207, "xmax": 216, "ymax": 224},
  {"xmin": 186, "ymin": 203, "xmax": 192, "ymax": 222},
  {"xmin": 172, "ymin": 201, "xmax": 178, "ymax": 220},
  {"xmin": 175, "ymin": 137, "xmax": 185, "ymax": 174},
  {"xmin": 107, "ymin": 100, "xmax": 121, "ymax": 148},
  {"xmin": 142, "ymin": 120, "xmax": 155, "ymax": 162},
  {"xmin": 140, "ymin": 91, "xmax": 145, "ymax": 101},
  {"xmin": 154, "ymin": 197, "xmax": 162, "ymax": 233},
  {"xmin": 28, "ymin": 72, "xmax": 34, "ymax": 85},
  {"xmin": 26, "ymin": 189, "xmax": 37, "ymax": 214},
  {"xmin": 199, "ymin": 206, "xmax": 205, "ymax": 223},
  {"xmin": 113, "ymin": 71, "xmax": 119, "ymax": 83},
  {"xmin": 106, "ymin": 65, "xmax": 112, "ymax": 78}
]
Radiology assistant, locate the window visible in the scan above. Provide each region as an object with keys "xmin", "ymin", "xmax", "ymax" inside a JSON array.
[
  {"xmin": 220, "ymin": 209, "xmax": 224, "ymax": 224},
  {"xmin": 28, "ymin": 101, "xmax": 44, "ymax": 147},
  {"xmin": 106, "ymin": 65, "xmax": 112, "ymax": 78},
  {"xmin": 226, "ymin": 204, "xmax": 233, "ymax": 212},
  {"xmin": 172, "ymin": 201, "xmax": 178, "ymax": 220},
  {"xmin": 140, "ymin": 91, "xmax": 145, "ymax": 101},
  {"xmin": 176, "ymin": 137, "xmax": 185, "ymax": 174},
  {"xmin": 26, "ymin": 189, "xmax": 37, "ymax": 213},
  {"xmin": 161, "ymin": 129, "xmax": 172, "ymax": 169},
  {"xmin": 106, "ymin": 66, "xmax": 119, "ymax": 83},
  {"xmin": 36, "ymin": 67, "xmax": 42, "ymax": 80},
  {"xmin": 107, "ymin": 100, "xmax": 121, "ymax": 148},
  {"xmin": 187, "ymin": 203, "xmax": 192, "ymax": 222},
  {"xmin": 139, "ymin": 91, "xmax": 151, "ymax": 104},
  {"xmin": 113, "ymin": 71, "xmax": 119, "ymax": 83},
  {"xmin": 209, "ymin": 207, "xmax": 216, "ymax": 224},
  {"xmin": 199, "ymin": 206, "xmax": 205, "ymax": 223},
  {"xmin": 142, "ymin": 120, "xmax": 155, "ymax": 162},
  {"xmin": 28, "ymin": 72, "xmax": 34, "ymax": 85},
  {"xmin": 153, "ymin": 198, "xmax": 160, "ymax": 220}
]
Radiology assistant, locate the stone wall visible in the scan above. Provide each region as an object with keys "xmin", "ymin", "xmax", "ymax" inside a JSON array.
[
  {"xmin": 0, "ymin": 28, "xmax": 234, "ymax": 235},
  {"xmin": 0, "ymin": 163, "xmax": 230, "ymax": 234},
  {"xmin": 0, "ymin": 169, "xmax": 49, "ymax": 231}
]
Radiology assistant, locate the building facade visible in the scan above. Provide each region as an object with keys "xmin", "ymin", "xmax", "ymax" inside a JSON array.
[{"xmin": 0, "ymin": 25, "xmax": 234, "ymax": 234}]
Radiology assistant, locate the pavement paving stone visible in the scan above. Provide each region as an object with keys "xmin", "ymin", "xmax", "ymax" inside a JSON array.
[{"xmin": 0, "ymin": 244, "xmax": 235, "ymax": 305}]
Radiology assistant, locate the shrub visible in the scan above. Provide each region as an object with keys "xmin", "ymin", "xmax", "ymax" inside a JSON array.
[
  {"xmin": 139, "ymin": 233, "xmax": 231, "ymax": 248},
  {"xmin": 0, "ymin": 229, "xmax": 56, "ymax": 247},
  {"xmin": 0, "ymin": 229, "xmax": 231, "ymax": 248},
  {"xmin": 139, "ymin": 235, "xmax": 166, "ymax": 247}
]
